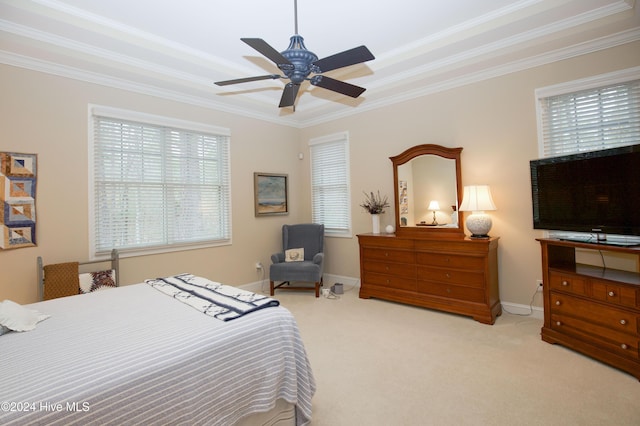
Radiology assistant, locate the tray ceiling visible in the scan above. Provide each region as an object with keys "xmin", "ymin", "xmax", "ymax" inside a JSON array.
[{"xmin": 1, "ymin": 0, "xmax": 639, "ymax": 127}]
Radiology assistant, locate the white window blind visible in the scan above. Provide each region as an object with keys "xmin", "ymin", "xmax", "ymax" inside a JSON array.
[
  {"xmin": 310, "ymin": 132, "xmax": 351, "ymax": 236},
  {"xmin": 90, "ymin": 108, "xmax": 231, "ymax": 256},
  {"xmin": 539, "ymin": 79, "xmax": 640, "ymax": 157}
]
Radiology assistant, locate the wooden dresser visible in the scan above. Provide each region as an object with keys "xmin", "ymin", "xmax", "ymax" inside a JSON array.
[
  {"xmin": 538, "ymin": 238, "xmax": 640, "ymax": 380},
  {"xmin": 358, "ymin": 233, "xmax": 501, "ymax": 324}
]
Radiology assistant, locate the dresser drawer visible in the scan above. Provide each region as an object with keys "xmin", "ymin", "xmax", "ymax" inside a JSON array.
[
  {"xmin": 549, "ymin": 272, "xmax": 588, "ymax": 296},
  {"xmin": 550, "ymin": 293, "xmax": 639, "ymax": 336},
  {"xmin": 550, "ymin": 312, "xmax": 639, "ymax": 361},
  {"xmin": 417, "ymin": 281, "xmax": 485, "ymax": 303},
  {"xmin": 362, "ymin": 247, "xmax": 415, "ymax": 264},
  {"xmin": 416, "ymin": 252, "xmax": 484, "ymax": 270},
  {"xmin": 591, "ymin": 281, "xmax": 639, "ymax": 309},
  {"xmin": 417, "ymin": 266, "xmax": 484, "ymax": 288},
  {"xmin": 364, "ymin": 262, "xmax": 416, "ymax": 279},
  {"xmin": 363, "ymin": 271, "xmax": 417, "ymax": 291}
]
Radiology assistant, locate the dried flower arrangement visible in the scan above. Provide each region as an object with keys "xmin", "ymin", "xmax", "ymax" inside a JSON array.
[{"xmin": 360, "ymin": 191, "xmax": 390, "ymax": 214}]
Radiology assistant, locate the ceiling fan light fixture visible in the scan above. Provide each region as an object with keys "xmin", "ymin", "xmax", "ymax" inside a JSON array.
[
  {"xmin": 280, "ymin": 35, "xmax": 318, "ymax": 84},
  {"xmin": 213, "ymin": 0, "xmax": 375, "ymax": 109}
]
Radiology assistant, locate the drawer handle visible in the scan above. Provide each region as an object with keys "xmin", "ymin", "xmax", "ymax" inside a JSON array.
[
  {"xmin": 621, "ymin": 343, "xmax": 628, "ymax": 350},
  {"xmin": 620, "ymin": 319, "xmax": 627, "ymax": 325},
  {"xmin": 556, "ymin": 321, "xmax": 562, "ymax": 326},
  {"xmin": 385, "ymin": 252, "xmax": 389, "ymax": 257},
  {"xmin": 386, "ymin": 279, "xmax": 390, "ymax": 284},
  {"xmin": 385, "ymin": 266, "xmax": 389, "ymax": 271},
  {"xmin": 446, "ymin": 273, "xmax": 451, "ymax": 279},
  {"xmin": 562, "ymin": 281, "xmax": 569, "ymax": 286},
  {"xmin": 555, "ymin": 301, "xmax": 561, "ymax": 306},
  {"xmin": 608, "ymin": 291, "xmax": 616, "ymax": 297},
  {"xmin": 445, "ymin": 258, "xmax": 450, "ymax": 263}
]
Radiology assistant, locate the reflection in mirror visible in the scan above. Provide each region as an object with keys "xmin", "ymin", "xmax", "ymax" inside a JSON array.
[
  {"xmin": 391, "ymin": 144, "xmax": 463, "ymax": 238},
  {"xmin": 398, "ymin": 156, "xmax": 458, "ymax": 227}
]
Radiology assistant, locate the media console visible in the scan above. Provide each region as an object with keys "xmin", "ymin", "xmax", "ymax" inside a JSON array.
[
  {"xmin": 538, "ymin": 238, "xmax": 640, "ymax": 380},
  {"xmin": 558, "ymin": 237, "xmax": 640, "ymax": 248}
]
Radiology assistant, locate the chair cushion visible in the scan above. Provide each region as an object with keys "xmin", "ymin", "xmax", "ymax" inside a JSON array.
[{"xmin": 270, "ymin": 261, "xmax": 321, "ymax": 283}]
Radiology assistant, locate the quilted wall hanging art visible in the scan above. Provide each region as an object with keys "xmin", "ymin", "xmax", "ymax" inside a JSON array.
[{"xmin": 1, "ymin": 152, "xmax": 37, "ymax": 249}]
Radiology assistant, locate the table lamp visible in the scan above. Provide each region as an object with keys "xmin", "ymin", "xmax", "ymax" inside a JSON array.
[
  {"xmin": 458, "ymin": 185, "xmax": 496, "ymax": 238},
  {"xmin": 427, "ymin": 200, "xmax": 440, "ymax": 225}
]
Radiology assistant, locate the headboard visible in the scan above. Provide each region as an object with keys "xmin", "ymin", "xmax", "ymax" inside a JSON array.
[{"xmin": 37, "ymin": 249, "xmax": 120, "ymax": 301}]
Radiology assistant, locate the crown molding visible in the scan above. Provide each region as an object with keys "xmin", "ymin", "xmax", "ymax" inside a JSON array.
[
  {"xmin": 296, "ymin": 27, "xmax": 640, "ymax": 127},
  {"xmin": 2, "ymin": 10, "xmax": 638, "ymax": 128}
]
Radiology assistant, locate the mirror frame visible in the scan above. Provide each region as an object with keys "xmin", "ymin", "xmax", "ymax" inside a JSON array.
[{"xmin": 391, "ymin": 144, "xmax": 464, "ymax": 238}]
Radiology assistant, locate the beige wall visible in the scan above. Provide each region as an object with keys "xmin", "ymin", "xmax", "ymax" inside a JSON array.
[
  {"xmin": 2, "ymin": 40, "xmax": 639, "ymax": 308},
  {"xmin": 0, "ymin": 65, "xmax": 302, "ymax": 303},
  {"xmin": 299, "ymin": 40, "xmax": 640, "ymax": 310}
]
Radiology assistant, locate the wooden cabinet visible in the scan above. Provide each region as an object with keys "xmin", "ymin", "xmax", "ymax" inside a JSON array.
[
  {"xmin": 358, "ymin": 234, "xmax": 501, "ymax": 324},
  {"xmin": 538, "ymin": 238, "xmax": 640, "ymax": 380}
]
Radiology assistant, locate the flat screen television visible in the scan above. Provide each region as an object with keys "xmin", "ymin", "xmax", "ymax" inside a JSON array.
[{"xmin": 530, "ymin": 144, "xmax": 640, "ymax": 245}]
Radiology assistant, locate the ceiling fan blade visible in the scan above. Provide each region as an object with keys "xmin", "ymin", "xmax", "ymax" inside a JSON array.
[
  {"xmin": 215, "ymin": 74, "xmax": 281, "ymax": 86},
  {"xmin": 311, "ymin": 76, "xmax": 366, "ymax": 98},
  {"xmin": 241, "ymin": 38, "xmax": 292, "ymax": 66},
  {"xmin": 279, "ymin": 83, "xmax": 300, "ymax": 108},
  {"xmin": 313, "ymin": 45, "xmax": 375, "ymax": 73}
]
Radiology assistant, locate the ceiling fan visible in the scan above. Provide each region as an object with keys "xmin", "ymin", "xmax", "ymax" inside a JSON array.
[{"xmin": 214, "ymin": 0, "xmax": 375, "ymax": 109}]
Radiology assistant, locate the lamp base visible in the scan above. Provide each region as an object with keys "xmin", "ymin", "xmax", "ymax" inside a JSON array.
[
  {"xmin": 469, "ymin": 234, "xmax": 490, "ymax": 239},
  {"xmin": 465, "ymin": 212, "xmax": 492, "ymax": 239}
]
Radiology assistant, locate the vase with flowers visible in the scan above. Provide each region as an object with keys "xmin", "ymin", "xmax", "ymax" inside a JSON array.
[{"xmin": 360, "ymin": 191, "xmax": 390, "ymax": 234}]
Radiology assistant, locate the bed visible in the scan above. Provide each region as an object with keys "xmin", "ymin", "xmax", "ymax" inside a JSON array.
[{"xmin": 0, "ymin": 274, "xmax": 316, "ymax": 425}]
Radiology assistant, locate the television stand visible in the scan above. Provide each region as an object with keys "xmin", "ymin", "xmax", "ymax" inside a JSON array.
[
  {"xmin": 537, "ymin": 238, "xmax": 640, "ymax": 380},
  {"xmin": 558, "ymin": 237, "xmax": 640, "ymax": 247}
]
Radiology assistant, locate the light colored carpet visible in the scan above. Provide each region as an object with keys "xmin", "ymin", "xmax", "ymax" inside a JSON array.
[{"xmin": 272, "ymin": 286, "xmax": 640, "ymax": 426}]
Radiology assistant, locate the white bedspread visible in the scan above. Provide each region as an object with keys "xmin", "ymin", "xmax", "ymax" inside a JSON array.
[{"xmin": 0, "ymin": 283, "xmax": 315, "ymax": 425}]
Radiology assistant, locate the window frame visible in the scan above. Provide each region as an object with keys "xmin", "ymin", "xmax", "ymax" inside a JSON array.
[
  {"xmin": 88, "ymin": 105, "xmax": 232, "ymax": 259},
  {"xmin": 309, "ymin": 131, "xmax": 352, "ymax": 238}
]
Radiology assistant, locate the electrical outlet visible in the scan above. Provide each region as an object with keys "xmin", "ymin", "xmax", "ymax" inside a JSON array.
[
  {"xmin": 536, "ymin": 279, "xmax": 543, "ymax": 292},
  {"xmin": 255, "ymin": 262, "xmax": 262, "ymax": 270}
]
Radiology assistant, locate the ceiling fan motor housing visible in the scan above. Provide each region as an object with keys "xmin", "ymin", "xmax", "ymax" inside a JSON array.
[{"xmin": 280, "ymin": 35, "xmax": 319, "ymax": 84}]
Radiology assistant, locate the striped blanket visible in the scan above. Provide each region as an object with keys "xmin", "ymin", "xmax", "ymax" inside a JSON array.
[{"xmin": 146, "ymin": 273, "xmax": 279, "ymax": 321}]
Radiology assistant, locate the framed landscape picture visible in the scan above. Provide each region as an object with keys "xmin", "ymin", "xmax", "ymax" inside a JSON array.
[{"xmin": 254, "ymin": 172, "xmax": 288, "ymax": 216}]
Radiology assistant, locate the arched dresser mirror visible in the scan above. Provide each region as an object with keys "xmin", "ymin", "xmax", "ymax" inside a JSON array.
[{"xmin": 391, "ymin": 144, "xmax": 464, "ymax": 238}]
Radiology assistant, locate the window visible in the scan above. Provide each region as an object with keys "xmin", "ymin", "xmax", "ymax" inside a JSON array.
[
  {"xmin": 536, "ymin": 71, "xmax": 640, "ymax": 157},
  {"xmin": 309, "ymin": 132, "xmax": 352, "ymax": 237},
  {"xmin": 89, "ymin": 106, "xmax": 231, "ymax": 257}
]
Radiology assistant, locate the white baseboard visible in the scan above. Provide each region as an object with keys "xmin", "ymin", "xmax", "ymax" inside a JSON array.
[
  {"xmin": 500, "ymin": 301, "xmax": 544, "ymax": 320},
  {"xmin": 239, "ymin": 280, "xmax": 270, "ymax": 294},
  {"xmin": 241, "ymin": 276, "xmax": 545, "ymax": 320}
]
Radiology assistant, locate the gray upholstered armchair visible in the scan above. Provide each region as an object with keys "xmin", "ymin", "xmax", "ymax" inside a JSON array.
[{"xmin": 270, "ymin": 224, "xmax": 325, "ymax": 297}]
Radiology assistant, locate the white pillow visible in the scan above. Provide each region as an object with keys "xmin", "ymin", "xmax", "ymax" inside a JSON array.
[
  {"xmin": 285, "ymin": 248, "xmax": 304, "ymax": 262},
  {"xmin": 0, "ymin": 300, "xmax": 50, "ymax": 332}
]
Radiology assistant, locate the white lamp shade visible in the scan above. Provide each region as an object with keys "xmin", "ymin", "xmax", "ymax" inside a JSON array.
[
  {"xmin": 458, "ymin": 185, "xmax": 496, "ymax": 212},
  {"xmin": 427, "ymin": 200, "xmax": 440, "ymax": 211}
]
